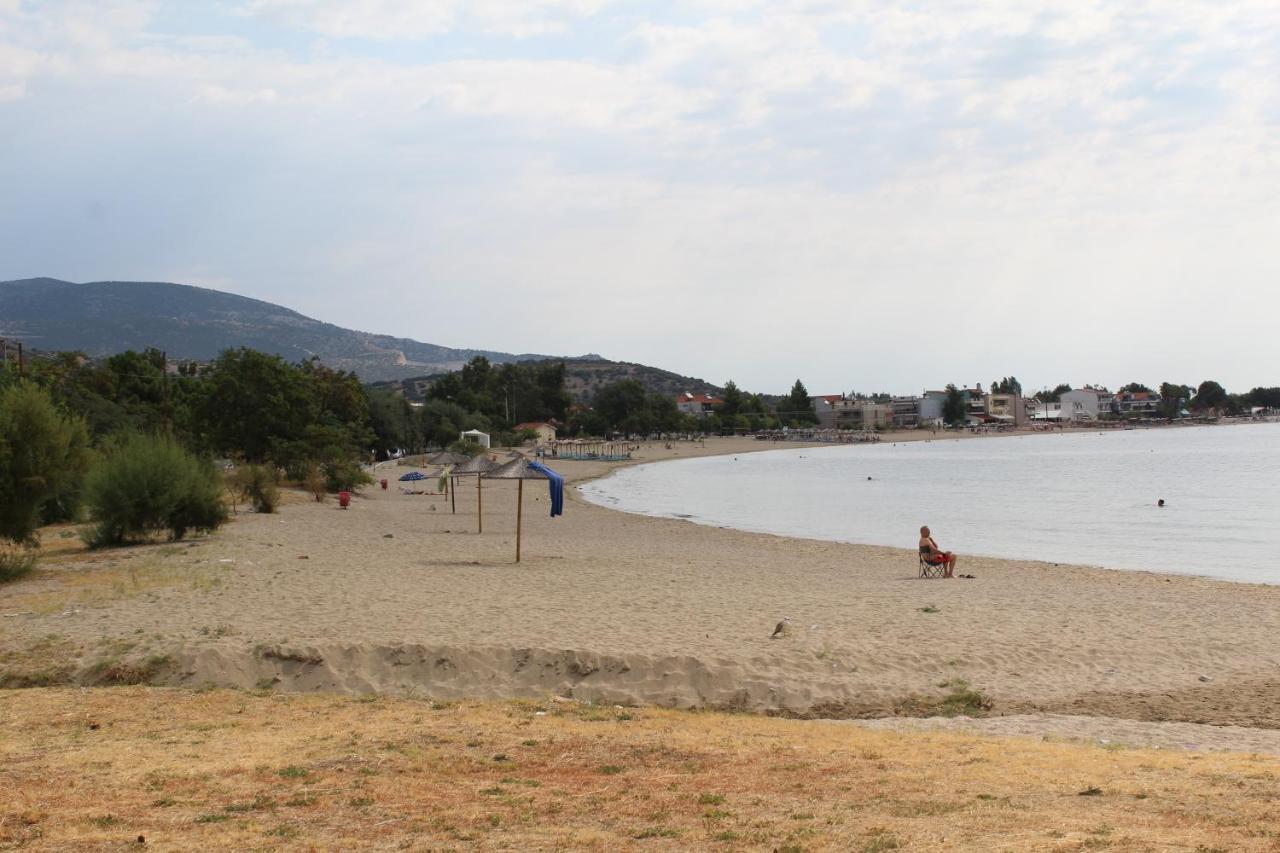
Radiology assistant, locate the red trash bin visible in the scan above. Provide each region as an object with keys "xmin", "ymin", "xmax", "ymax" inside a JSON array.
[
  {"xmin": 380, "ymin": 478, "xmax": 388, "ymax": 490},
  {"xmin": 339, "ymin": 490, "xmax": 351, "ymax": 508}
]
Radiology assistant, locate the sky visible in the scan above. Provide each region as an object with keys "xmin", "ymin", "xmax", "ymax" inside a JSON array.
[{"xmin": 2, "ymin": 1, "xmax": 1278, "ymax": 396}]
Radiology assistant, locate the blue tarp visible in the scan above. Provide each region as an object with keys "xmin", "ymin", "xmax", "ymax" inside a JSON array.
[
  {"xmin": 527, "ymin": 461, "xmax": 564, "ymax": 517},
  {"xmin": 398, "ymin": 471, "xmax": 427, "ymax": 481}
]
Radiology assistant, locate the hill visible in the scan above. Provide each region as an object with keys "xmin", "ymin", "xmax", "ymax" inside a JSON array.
[
  {"xmin": 0, "ymin": 278, "xmax": 720, "ymax": 398},
  {"xmin": 0, "ymin": 277, "xmax": 568, "ymax": 382},
  {"xmin": 562, "ymin": 359, "xmax": 722, "ymax": 403},
  {"xmin": 371, "ymin": 359, "xmax": 723, "ymax": 404}
]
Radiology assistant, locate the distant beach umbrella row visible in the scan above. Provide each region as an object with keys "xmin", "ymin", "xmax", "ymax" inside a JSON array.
[{"xmin": 399, "ymin": 451, "xmax": 563, "ymax": 563}]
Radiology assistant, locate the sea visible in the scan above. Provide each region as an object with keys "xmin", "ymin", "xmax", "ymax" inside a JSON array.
[{"xmin": 579, "ymin": 422, "xmax": 1280, "ymax": 584}]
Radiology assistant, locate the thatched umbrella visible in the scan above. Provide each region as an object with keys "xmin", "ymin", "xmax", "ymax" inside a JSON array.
[
  {"xmin": 422, "ymin": 451, "xmax": 469, "ymax": 501},
  {"xmin": 482, "ymin": 458, "xmax": 561, "ymax": 562},
  {"xmin": 450, "ymin": 454, "xmax": 500, "ymax": 529}
]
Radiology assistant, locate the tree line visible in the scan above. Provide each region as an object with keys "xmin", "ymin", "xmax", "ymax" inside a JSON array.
[{"xmin": 0, "ymin": 347, "xmax": 575, "ymax": 577}]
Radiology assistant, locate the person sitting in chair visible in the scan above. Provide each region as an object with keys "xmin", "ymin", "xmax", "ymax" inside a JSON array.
[{"xmin": 919, "ymin": 525, "xmax": 956, "ymax": 578}]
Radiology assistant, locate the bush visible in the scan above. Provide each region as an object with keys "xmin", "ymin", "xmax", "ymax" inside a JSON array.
[
  {"xmin": 83, "ymin": 434, "xmax": 228, "ymax": 547},
  {"xmin": 0, "ymin": 382, "xmax": 91, "ymax": 546},
  {"xmin": 303, "ymin": 466, "xmax": 327, "ymax": 502},
  {"xmin": 322, "ymin": 458, "xmax": 372, "ymax": 493},
  {"xmin": 232, "ymin": 464, "xmax": 280, "ymax": 513},
  {"xmin": 0, "ymin": 547, "xmax": 36, "ymax": 584},
  {"xmin": 448, "ymin": 439, "xmax": 486, "ymax": 458}
]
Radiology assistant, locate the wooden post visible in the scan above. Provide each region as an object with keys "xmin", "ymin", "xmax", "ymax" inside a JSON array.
[
  {"xmin": 477, "ymin": 475, "xmax": 483, "ymax": 534},
  {"xmin": 450, "ymin": 476, "xmax": 456, "ymax": 514},
  {"xmin": 516, "ymin": 479, "xmax": 523, "ymax": 563}
]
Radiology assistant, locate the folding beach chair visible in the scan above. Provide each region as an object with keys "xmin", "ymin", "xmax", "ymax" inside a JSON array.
[{"xmin": 918, "ymin": 546, "xmax": 947, "ymax": 579}]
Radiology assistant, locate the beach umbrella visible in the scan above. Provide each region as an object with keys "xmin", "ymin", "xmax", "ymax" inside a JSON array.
[
  {"xmin": 398, "ymin": 471, "xmax": 427, "ymax": 482},
  {"xmin": 450, "ymin": 454, "xmax": 500, "ymax": 529},
  {"xmin": 482, "ymin": 458, "xmax": 563, "ymax": 562},
  {"xmin": 423, "ymin": 451, "xmax": 470, "ymax": 500}
]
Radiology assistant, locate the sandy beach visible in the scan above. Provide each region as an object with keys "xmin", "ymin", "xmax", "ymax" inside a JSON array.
[{"xmin": 4, "ymin": 431, "xmax": 1280, "ymax": 752}]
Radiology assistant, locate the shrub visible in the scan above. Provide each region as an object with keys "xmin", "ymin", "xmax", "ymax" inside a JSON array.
[
  {"xmin": 448, "ymin": 439, "xmax": 486, "ymax": 458},
  {"xmin": 0, "ymin": 382, "xmax": 91, "ymax": 546},
  {"xmin": 83, "ymin": 434, "xmax": 228, "ymax": 547},
  {"xmin": 322, "ymin": 458, "xmax": 372, "ymax": 493},
  {"xmin": 0, "ymin": 547, "xmax": 37, "ymax": 584},
  {"xmin": 232, "ymin": 464, "xmax": 280, "ymax": 513},
  {"xmin": 303, "ymin": 466, "xmax": 327, "ymax": 502}
]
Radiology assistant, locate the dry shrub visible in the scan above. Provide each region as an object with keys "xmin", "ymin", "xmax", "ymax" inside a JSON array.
[
  {"xmin": 303, "ymin": 466, "xmax": 327, "ymax": 502},
  {"xmin": 0, "ymin": 546, "xmax": 36, "ymax": 583},
  {"xmin": 232, "ymin": 464, "xmax": 280, "ymax": 513}
]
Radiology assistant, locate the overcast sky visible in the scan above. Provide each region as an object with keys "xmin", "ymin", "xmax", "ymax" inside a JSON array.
[{"xmin": 2, "ymin": 1, "xmax": 1278, "ymax": 395}]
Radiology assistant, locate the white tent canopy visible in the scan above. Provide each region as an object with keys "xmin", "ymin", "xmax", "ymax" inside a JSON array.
[{"xmin": 460, "ymin": 429, "xmax": 491, "ymax": 449}]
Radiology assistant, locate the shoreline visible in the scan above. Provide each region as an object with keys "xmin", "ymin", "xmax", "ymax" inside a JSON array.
[
  {"xmin": 574, "ymin": 423, "xmax": 1280, "ymax": 588},
  {"xmin": 3, "ymin": 433, "xmax": 1280, "ymax": 753}
]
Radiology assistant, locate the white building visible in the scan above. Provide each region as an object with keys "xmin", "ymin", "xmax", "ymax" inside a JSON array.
[
  {"xmin": 460, "ymin": 428, "xmax": 491, "ymax": 448},
  {"xmin": 1058, "ymin": 388, "xmax": 1113, "ymax": 421},
  {"xmin": 1031, "ymin": 400, "xmax": 1063, "ymax": 420}
]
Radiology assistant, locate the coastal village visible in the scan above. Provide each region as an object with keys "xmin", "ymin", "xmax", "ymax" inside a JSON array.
[{"xmin": 677, "ymin": 385, "xmax": 1273, "ymax": 432}]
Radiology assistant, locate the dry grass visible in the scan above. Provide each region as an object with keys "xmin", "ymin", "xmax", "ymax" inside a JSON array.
[
  {"xmin": 2, "ymin": 688, "xmax": 1278, "ymax": 851},
  {"xmin": 0, "ymin": 544, "xmax": 225, "ymax": 617}
]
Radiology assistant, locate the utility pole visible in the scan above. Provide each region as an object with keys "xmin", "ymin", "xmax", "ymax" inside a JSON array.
[{"xmin": 161, "ymin": 350, "xmax": 172, "ymax": 433}]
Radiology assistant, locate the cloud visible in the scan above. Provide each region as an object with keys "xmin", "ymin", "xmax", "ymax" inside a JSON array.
[
  {"xmin": 237, "ymin": 0, "xmax": 607, "ymax": 39},
  {"xmin": 2, "ymin": 1, "xmax": 1279, "ymax": 391}
]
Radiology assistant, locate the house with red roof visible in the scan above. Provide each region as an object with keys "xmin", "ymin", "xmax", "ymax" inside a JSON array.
[
  {"xmin": 675, "ymin": 392, "xmax": 723, "ymax": 416},
  {"xmin": 513, "ymin": 421, "xmax": 557, "ymax": 445}
]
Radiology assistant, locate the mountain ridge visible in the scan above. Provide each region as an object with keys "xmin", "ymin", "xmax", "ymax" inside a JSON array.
[
  {"xmin": 0, "ymin": 277, "xmax": 578, "ymax": 381},
  {"xmin": 0, "ymin": 278, "xmax": 721, "ymax": 399}
]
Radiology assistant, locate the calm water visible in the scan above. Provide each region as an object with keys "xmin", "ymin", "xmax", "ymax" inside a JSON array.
[{"xmin": 580, "ymin": 423, "xmax": 1280, "ymax": 584}]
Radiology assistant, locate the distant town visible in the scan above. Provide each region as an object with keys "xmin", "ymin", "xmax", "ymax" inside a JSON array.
[{"xmin": 678, "ymin": 379, "xmax": 1279, "ymax": 434}]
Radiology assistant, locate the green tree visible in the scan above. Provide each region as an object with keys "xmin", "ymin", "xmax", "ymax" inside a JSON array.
[
  {"xmin": 1035, "ymin": 384, "xmax": 1071, "ymax": 403},
  {"xmin": 0, "ymin": 383, "xmax": 92, "ymax": 546},
  {"xmin": 1243, "ymin": 387, "xmax": 1280, "ymax": 409},
  {"xmin": 192, "ymin": 349, "xmax": 372, "ymax": 469},
  {"xmin": 718, "ymin": 381, "xmax": 744, "ymax": 418},
  {"xmin": 1157, "ymin": 382, "xmax": 1193, "ymax": 419},
  {"xmin": 991, "ymin": 377, "xmax": 1022, "ymax": 395},
  {"xmin": 587, "ymin": 380, "xmax": 682, "ymax": 435},
  {"xmin": 367, "ymin": 389, "xmax": 417, "ymax": 457},
  {"xmin": 743, "ymin": 392, "xmax": 768, "ymax": 416},
  {"xmin": 194, "ymin": 349, "xmax": 318, "ymax": 462},
  {"xmin": 1119, "ymin": 382, "xmax": 1152, "ymax": 394},
  {"xmin": 427, "ymin": 357, "xmax": 570, "ymax": 432},
  {"xmin": 646, "ymin": 392, "xmax": 682, "ymax": 433},
  {"xmin": 943, "ymin": 384, "xmax": 966, "ymax": 426},
  {"xmin": 785, "ymin": 380, "xmax": 817, "ymax": 426},
  {"xmin": 593, "ymin": 379, "xmax": 649, "ymax": 433},
  {"xmin": 1190, "ymin": 380, "xmax": 1228, "ymax": 412}
]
